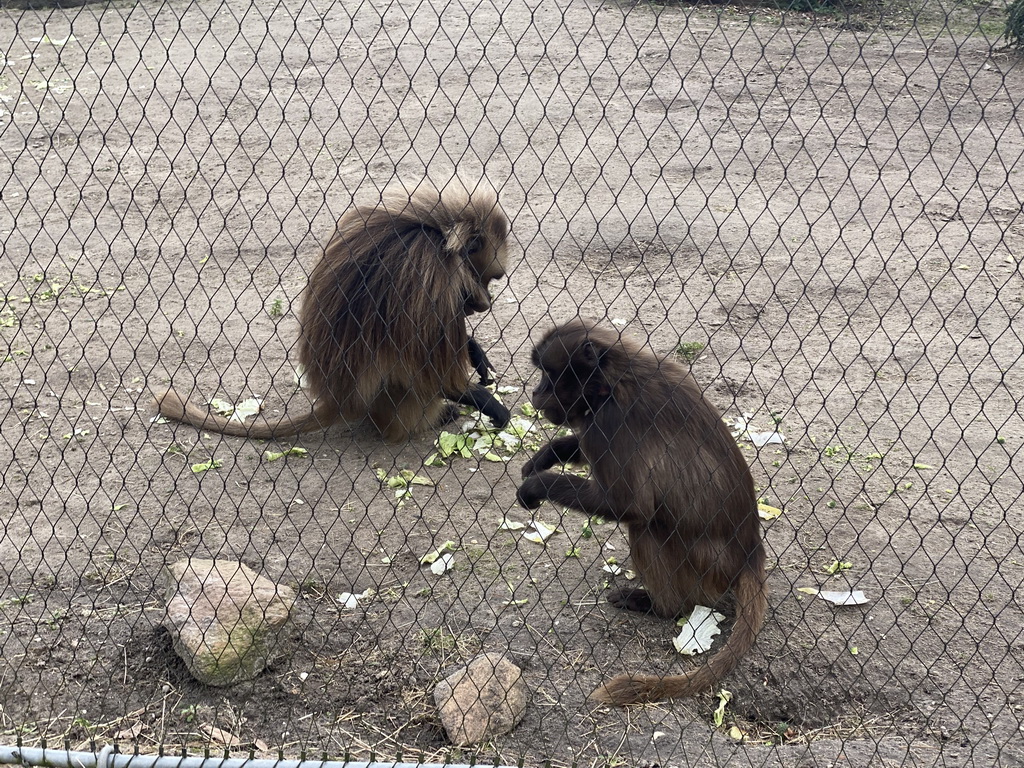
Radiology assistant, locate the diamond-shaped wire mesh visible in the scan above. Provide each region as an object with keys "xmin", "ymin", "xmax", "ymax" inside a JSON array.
[{"xmin": 1, "ymin": 0, "xmax": 1022, "ymax": 766}]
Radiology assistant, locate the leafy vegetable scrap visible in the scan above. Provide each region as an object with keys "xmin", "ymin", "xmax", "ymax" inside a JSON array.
[
  {"xmin": 208, "ymin": 397, "xmax": 262, "ymax": 423},
  {"xmin": 427, "ymin": 406, "xmax": 542, "ymax": 467},
  {"xmin": 375, "ymin": 468, "xmax": 434, "ymax": 503},
  {"xmin": 264, "ymin": 447, "xmax": 308, "ymax": 461},
  {"xmin": 797, "ymin": 587, "xmax": 871, "ymax": 606},
  {"xmin": 730, "ymin": 413, "xmax": 786, "ymax": 447},
  {"xmin": 673, "ymin": 605, "xmax": 725, "ymax": 655}
]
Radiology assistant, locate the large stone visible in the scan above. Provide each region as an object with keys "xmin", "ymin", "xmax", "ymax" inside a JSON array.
[
  {"xmin": 159, "ymin": 558, "xmax": 296, "ymax": 687},
  {"xmin": 434, "ymin": 652, "xmax": 527, "ymax": 745}
]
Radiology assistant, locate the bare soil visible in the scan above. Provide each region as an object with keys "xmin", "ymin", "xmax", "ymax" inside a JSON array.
[{"xmin": 1, "ymin": 1, "xmax": 1022, "ymax": 766}]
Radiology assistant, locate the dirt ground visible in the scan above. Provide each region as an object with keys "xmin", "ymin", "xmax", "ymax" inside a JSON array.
[{"xmin": 1, "ymin": 0, "xmax": 1023, "ymax": 766}]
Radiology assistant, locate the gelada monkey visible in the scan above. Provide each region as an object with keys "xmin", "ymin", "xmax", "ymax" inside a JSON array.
[
  {"xmin": 153, "ymin": 179, "xmax": 511, "ymax": 442},
  {"xmin": 517, "ymin": 319, "xmax": 767, "ymax": 705}
]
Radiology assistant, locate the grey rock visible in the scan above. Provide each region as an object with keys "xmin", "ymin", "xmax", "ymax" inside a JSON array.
[
  {"xmin": 434, "ymin": 652, "xmax": 527, "ymax": 745},
  {"xmin": 159, "ymin": 558, "xmax": 296, "ymax": 687}
]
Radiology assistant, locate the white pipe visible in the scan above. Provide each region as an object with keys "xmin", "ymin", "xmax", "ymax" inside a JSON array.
[{"xmin": 0, "ymin": 746, "xmax": 520, "ymax": 768}]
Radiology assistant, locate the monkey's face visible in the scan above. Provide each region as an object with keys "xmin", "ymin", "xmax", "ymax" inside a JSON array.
[
  {"xmin": 462, "ymin": 233, "xmax": 507, "ymax": 316},
  {"xmin": 529, "ymin": 337, "xmax": 608, "ymax": 426},
  {"xmin": 462, "ymin": 279, "xmax": 497, "ymax": 315}
]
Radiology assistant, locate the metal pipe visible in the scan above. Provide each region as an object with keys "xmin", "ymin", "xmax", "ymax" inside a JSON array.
[{"xmin": 0, "ymin": 746, "xmax": 519, "ymax": 768}]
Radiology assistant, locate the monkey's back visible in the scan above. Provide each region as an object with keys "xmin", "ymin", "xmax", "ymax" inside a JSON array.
[
  {"xmin": 297, "ymin": 202, "xmax": 472, "ymax": 418},
  {"xmin": 585, "ymin": 349, "xmax": 762, "ymax": 613}
]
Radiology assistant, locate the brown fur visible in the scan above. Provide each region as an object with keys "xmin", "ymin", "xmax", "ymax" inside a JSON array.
[
  {"xmin": 153, "ymin": 179, "xmax": 511, "ymax": 442},
  {"xmin": 517, "ymin": 319, "xmax": 768, "ymax": 705}
]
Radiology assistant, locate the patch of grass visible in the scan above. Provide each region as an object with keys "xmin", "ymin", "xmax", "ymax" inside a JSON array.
[{"xmin": 676, "ymin": 340, "xmax": 705, "ymax": 363}]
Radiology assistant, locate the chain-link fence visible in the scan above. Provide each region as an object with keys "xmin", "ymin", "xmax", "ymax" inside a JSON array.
[{"xmin": 1, "ymin": 0, "xmax": 1022, "ymax": 766}]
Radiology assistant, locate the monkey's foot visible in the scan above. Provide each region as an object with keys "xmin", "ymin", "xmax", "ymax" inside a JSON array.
[
  {"xmin": 438, "ymin": 404, "xmax": 461, "ymax": 425},
  {"xmin": 607, "ymin": 587, "xmax": 656, "ymax": 614}
]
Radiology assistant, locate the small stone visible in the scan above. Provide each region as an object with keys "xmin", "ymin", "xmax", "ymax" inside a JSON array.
[
  {"xmin": 434, "ymin": 652, "xmax": 527, "ymax": 746},
  {"xmin": 159, "ymin": 558, "xmax": 296, "ymax": 687}
]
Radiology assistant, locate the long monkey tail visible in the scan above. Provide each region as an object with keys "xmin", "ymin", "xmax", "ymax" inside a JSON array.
[
  {"xmin": 589, "ymin": 566, "xmax": 768, "ymax": 706},
  {"xmin": 152, "ymin": 387, "xmax": 339, "ymax": 439}
]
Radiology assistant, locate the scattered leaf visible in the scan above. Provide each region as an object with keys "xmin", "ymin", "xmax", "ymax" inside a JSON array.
[
  {"xmin": 913, "ymin": 463, "xmax": 933, "ymax": 470},
  {"xmin": 208, "ymin": 398, "xmax": 234, "ymax": 415},
  {"xmin": 824, "ymin": 559, "xmax": 853, "ymax": 575},
  {"xmin": 498, "ymin": 518, "xmax": 526, "ymax": 532},
  {"xmin": 673, "ymin": 605, "xmax": 725, "ymax": 655},
  {"xmin": 190, "ymin": 459, "xmax": 223, "ymax": 473},
  {"xmin": 420, "ymin": 541, "xmax": 457, "ymax": 564},
  {"xmin": 818, "ymin": 590, "xmax": 870, "ymax": 606},
  {"xmin": 523, "ymin": 520, "xmax": 558, "ymax": 544},
  {"xmin": 409, "ymin": 471, "xmax": 434, "ymax": 486},
  {"xmin": 30, "ymin": 35, "xmax": 76, "ymax": 45},
  {"xmin": 602, "ymin": 562, "xmax": 624, "ymax": 576},
  {"xmin": 230, "ymin": 398, "xmax": 262, "ymax": 422},
  {"xmin": 376, "ymin": 468, "xmax": 434, "ymax": 498},
  {"xmin": 264, "ymin": 447, "xmax": 309, "ymax": 461},
  {"xmin": 337, "ymin": 588, "xmax": 373, "ymax": 609},
  {"xmin": 436, "ymin": 430, "xmax": 475, "ymax": 459},
  {"xmin": 748, "ymin": 430, "xmax": 786, "ymax": 447},
  {"xmin": 208, "ymin": 397, "xmax": 262, "ymax": 423},
  {"xmin": 729, "ymin": 413, "xmax": 753, "ymax": 437},
  {"xmin": 727, "ymin": 725, "xmax": 745, "ymax": 741},
  {"xmin": 496, "ymin": 385, "xmax": 520, "ymax": 394},
  {"xmin": 730, "ymin": 414, "xmax": 785, "ymax": 446},
  {"xmin": 757, "ymin": 502, "xmax": 783, "ymax": 521},
  {"xmin": 429, "ymin": 553, "xmax": 456, "ymax": 575},
  {"xmin": 712, "ymin": 688, "xmax": 732, "ymax": 727},
  {"xmin": 798, "ymin": 587, "xmax": 871, "ymax": 606}
]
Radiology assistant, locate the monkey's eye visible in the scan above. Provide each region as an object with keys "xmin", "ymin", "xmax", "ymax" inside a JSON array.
[{"xmin": 465, "ymin": 235, "xmax": 483, "ymax": 256}]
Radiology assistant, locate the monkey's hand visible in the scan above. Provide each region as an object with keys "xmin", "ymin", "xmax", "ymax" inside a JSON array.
[
  {"xmin": 521, "ymin": 451, "xmax": 556, "ymax": 479},
  {"xmin": 467, "ymin": 336, "xmax": 496, "ymax": 386},
  {"xmin": 448, "ymin": 385, "xmax": 510, "ymax": 429},
  {"xmin": 521, "ymin": 436, "xmax": 581, "ymax": 479},
  {"xmin": 516, "ymin": 474, "xmax": 550, "ymax": 510}
]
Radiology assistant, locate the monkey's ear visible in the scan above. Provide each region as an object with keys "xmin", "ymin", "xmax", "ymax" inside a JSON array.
[
  {"xmin": 580, "ymin": 340, "xmax": 604, "ymax": 367},
  {"xmin": 580, "ymin": 340, "xmax": 612, "ymax": 398},
  {"xmin": 446, "ymin": 220, "xmax": 478, "ymax": 256}
]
